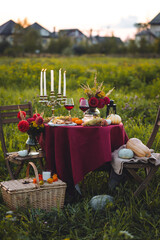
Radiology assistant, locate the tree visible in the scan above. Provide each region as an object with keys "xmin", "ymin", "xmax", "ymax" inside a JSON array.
[
  {"xmin": 47, "ymin": 36, "xmax": 71, "ymax": 54},
  {"xmin": 138, "ymin": 37, "xmax": 150, "ymax": 54},
  {"xmin": 0, "ymin": 40, "xmax": 10, "ymax": 54},
  {"xmin": 23, "ymin": 28, "xmax": 42, "ymax": 53},
  {"xmin": 134, "ymin": 22, "xmax": 149, "ymax": 33},
  {"xmin": 154, "ymin": 38, "xmax": 160, "ymax": 54},
  {"xmin": 127, "ymin": 39, "xmax": 138, "ymax": 54},
  {"xmin": 12, "ymin": 22, "xmax": 25, "ymax": 55}
]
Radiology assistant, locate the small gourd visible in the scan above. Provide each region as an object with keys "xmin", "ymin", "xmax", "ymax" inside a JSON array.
[
  {"xmin": 118, "ymin": 148, "xmax": 134, "ymax": 159},
  {"xmin": 126, "ymin": 138, "xmax": 151, "ymax": 157},
  {"xmin": 107, "ymin": 114, "xmax": 121, "ymax": 124}
]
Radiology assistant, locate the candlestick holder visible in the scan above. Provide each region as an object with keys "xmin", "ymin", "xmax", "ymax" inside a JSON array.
[{"xmin": 39, "ymin": 92, "xmax": 67, "ymax": 117}]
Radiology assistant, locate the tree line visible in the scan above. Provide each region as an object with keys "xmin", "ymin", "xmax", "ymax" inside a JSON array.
[{"xmin": 0, "ymin": 21, "xmax": 160, "ymax": 57}]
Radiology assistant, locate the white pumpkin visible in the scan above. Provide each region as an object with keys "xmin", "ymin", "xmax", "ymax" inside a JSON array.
[
  {"xmin": 89, "ymin": 195, "xmax": 114, "ymax": 210},
  {"xmin": 118, "ymin": 148, "xmax": 134, "ymax": 159},
  {"xmin": 107, "ymin": 114, "xmax": 121, "ymax": 124}
]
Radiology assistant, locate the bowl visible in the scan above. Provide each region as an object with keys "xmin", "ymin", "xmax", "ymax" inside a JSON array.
[{"xmin": 18, "ymin": 150, "xmax": 28, "ymax": 157}]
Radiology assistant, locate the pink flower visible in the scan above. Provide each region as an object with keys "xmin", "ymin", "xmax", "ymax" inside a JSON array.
[
  {"xmin": 35, "ymin": 116, "xmax": 44, "ymax": 125},
  {"xmin": 27, "ymin": 118, "xmax": 35, "ymax": 123},
  {"xmin": 97, "ymin": 99, "xmax": 105, "ymax": 109},
  {"xmin": 33, "ymin": 113, "xmax": 41, "ymax": 119},
  {"xmin": 103, "ymin": 97, "xmax": 110, "ymax": 105},
  {"xmin": 17, "ymin": 111, "xmax": 26, "ymax": 120},
  {"xmin": 18, "ymin": 120, "xmax": 29, "ymax": 132},
  {"xmin": 89, "ymin": 97, "xmax": 99, "ymax": 107}
]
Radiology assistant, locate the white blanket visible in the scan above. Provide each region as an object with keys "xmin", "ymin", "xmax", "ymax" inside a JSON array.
[{"xmin": 111, "ymin": 145, "xmax": 160, "ymax": 175}]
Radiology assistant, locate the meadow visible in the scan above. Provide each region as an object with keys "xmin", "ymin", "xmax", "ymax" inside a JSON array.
[{"xmin": 0, "ymin": 55, "xmax": 160, "ymax": 240}]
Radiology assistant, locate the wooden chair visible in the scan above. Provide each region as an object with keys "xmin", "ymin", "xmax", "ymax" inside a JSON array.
[
  {"xmin": 123, "ymin": 106, "xmax": 160, "ymax": 197},
  {"xmin": 0, "ymin": 102, "xmax": 45, "ymax": 179}
]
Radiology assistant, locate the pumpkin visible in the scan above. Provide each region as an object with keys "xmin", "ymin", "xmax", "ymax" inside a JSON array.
[
  {"xmin": 107, "ymin": 114, "xmax": 121, "ymax": 124},
  {"xmin": 89, "ymin": 195, "xmax": 114, "ymax": 210},
  {"xmin": 118, "ymin": 148, "xmax": 134, "ymax": 159},
  {"xmin": 126, "ymin": 138, "xmax": 151, "ymax": 157}
]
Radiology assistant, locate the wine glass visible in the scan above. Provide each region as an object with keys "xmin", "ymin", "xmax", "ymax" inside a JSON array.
[
  {"xmin": 79, "ymin": 99, "xmax": 89, "ymax": 116},
  {"xmin": 64, "ymin": 98, "xmax": 74, "ymax": 116}
]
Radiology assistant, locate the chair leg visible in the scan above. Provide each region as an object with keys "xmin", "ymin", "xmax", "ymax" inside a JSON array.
[
  {"xmin": 126, "ymin": 169, "xmax": 143, "ymax": 183},
  {"xmin": 38, "ymin": 158, "xmax": 44, "ymax": 171},
  {"xmin": 5, "ymin": 159, "xmax": 24, "ymax": 179},
  {"xmin": 133, "ymin": 166, "xmax": 159, "ymax": 197}
]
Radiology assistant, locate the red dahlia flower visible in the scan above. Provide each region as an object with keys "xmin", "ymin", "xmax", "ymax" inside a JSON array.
[
  {"xmin": 35, "ymin": 116, "xmax": 44, "ymax": 125},
  {"xmin": 97, "ymin": 99, "xmax": 105, "ymax": 109},
  {"xmin": 18, "ymin": 120, "xmax": 29, "ymax": 133},
  {"xmin": 33, "ymin": 113, "xmax": 41, "ymax": 119},
  {"xmin": 27, "ymin": 118, "xmax": 35, "ymax": 123},
  {"xmin": 89, "ymin": 97, "xmax": 99, "ymax": 107},
  {"xmin": 103, "ymin": 97, "xmax": 110, "ymax": 105},
  {"xmin": 17, "ymin": 111, "xmax": 26, "ymax": 120}
]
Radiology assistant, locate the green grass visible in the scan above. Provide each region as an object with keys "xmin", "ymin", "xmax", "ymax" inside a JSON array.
[{"xmin": 1, "ymin": 56, "xmax": 160, "ymax": 240}]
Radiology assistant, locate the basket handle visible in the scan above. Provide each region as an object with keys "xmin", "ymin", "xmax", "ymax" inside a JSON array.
[{"xmin": 26, "ymin": 162, "xmax": 40, "ymax": 188}]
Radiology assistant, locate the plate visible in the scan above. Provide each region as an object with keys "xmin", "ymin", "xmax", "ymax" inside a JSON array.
[{"xmin": 48, "ymin": 122, "xmax": 77, "ymax": 127}]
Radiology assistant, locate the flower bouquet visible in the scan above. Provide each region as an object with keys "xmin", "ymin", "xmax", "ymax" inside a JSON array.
[
  {"xmin": 80, "ymin": 75, "xmax": 114, "ymax": 115},
  {"xmin": 17, "ymin": 110, "xmax": 44, "ymax": 151}
]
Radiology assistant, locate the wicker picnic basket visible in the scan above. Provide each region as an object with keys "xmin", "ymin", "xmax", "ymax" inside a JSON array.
[{"xmin": 0, "ymin": 162, "xmax": 67, "ymax": 211}]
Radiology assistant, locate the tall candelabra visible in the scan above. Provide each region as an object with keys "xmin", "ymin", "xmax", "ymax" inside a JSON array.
[{"xmin": 39, "ymin": 91, "xmax": 67, "ymax": 117}]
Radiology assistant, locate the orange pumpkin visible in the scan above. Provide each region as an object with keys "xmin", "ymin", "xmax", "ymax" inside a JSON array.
[
  {"xmin": 47, "ymin": 178, "xmax": 53, "ymax": 184},
  {"xmin": 72, "ymin": 117, "xmax": 79, "ymax": 122},
  {"xmin": 75, "ymin": 119, "xmax": 83, "ymax": 125},
  {"xmin": 52, "ymin": 174, "xmax": 58, "ymax": 182}
]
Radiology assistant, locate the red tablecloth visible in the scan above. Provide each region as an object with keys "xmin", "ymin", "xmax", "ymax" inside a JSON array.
[{"xmin": 39, "ymin": 124, "xmax": 128, "ymax": 187}]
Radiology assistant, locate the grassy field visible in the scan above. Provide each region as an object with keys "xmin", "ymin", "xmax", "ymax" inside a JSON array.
[{"xmin": 0, "ymin": 56, "xmax": 160, "ymax": 240}]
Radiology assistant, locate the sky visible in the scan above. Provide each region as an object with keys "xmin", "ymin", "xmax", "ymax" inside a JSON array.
[{"xmin": 0, "ymin": 0, "xmax": 160, "ymax": 41}]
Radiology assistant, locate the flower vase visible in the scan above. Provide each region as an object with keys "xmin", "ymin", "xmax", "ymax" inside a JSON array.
[
  {"xmin": 85, "ymin": 107, "xmax": 100, "ymax": 117},
  {"xmin": 26, "ymin": 135, "xmax": 39, "ymax": 152}
]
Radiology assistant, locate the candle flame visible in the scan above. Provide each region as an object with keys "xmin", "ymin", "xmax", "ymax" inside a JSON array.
[
  {"xmin": 44, "ymin": 69, "xmax": 47, "ymax": 72},
  {"xmin": 41, "ymin": 69, "xmax": 44, "ymax": 71}
]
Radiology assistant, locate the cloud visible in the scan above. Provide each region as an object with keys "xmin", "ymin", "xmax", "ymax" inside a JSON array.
[{"xmin": 115, "ymin": 16, "xmax": 138, "ymax": 28}]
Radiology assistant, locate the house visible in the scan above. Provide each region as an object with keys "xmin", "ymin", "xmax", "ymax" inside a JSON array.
[
  {"xmin": 135, "ymin": 12, "xmax": 160, "ymax": 44},
  {"xmin": 90, "ymin": 35, "xmax": 123, "ymax": 45},
  {"xmin": 149, "ymin": 12, "xmax": 160, "ymax": 37},
  {"xmin": 0, "ymin": 20, "xmax": 16, "ymax": 44},
  {"xmin": 135, "ymin": 28, "xmax": 156, "ymax": 44},
  {"xmin": 25, "ymin": 22, "xmax": 52, "ymax": 49},
  {"xmin": 59, "ymin": 29, "xmax": 88, "ymax": 44}
]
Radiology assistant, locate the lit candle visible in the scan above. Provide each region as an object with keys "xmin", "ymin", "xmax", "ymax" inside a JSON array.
[
  {"xmin": 58, "ymin": 68, "xmax": 61, "ymax": 94},
  {"xmin": 63, "ymin": 71, "xmax": 66, "ymax": 96},
  {"xmin": 40, "ymin": 69, "xmax": 43, "ymax": 96},
  {"xmin": 44, "ymin": 69, "xmax": 47, "ymax": 96},
  {"xmin": 51, "ymin": 70, "xmax": 54, "ymax": 92}
]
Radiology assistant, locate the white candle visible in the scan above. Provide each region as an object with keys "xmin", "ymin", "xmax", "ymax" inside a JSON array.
[
  {"xmin": 51, "ymin": 70, "xmax": 54, "ymax": 92},
  {"xmin": 58, "ymin": 68, "xmax": 61, "ymax": 94},
  {"xmin": 44, "ymin": 69, "xmax": 47, "ymax": 96},
  {"xmin": 40, "ymin": 70, "xmax": 43, "ymax": 96},
  {"xmin": 63, "ymin": 71, "xmax": 66, "ymax": 96}
]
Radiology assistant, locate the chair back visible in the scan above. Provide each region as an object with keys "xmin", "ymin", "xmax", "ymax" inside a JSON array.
[
  {"xmin": 0, "ymin": 102, "xmax": 33, "ymax": 157},
  {"xmin": 147, "ymin": 106, "xmax": 160, "ymax": 149}
]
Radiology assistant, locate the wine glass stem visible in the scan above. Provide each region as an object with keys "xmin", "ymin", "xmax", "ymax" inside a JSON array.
[{"xmin": 69, "ymin": 110, "xmax": 71, "ymax": 116}]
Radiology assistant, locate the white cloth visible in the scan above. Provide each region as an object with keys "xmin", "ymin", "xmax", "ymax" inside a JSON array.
[{"xmin": 111, "ymin": 145, "xmax": 160, "ymax": 175}]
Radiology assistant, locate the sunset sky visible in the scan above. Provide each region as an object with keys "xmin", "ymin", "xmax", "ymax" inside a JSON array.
[{"xmin": 0, "ymin": 0, "xmax": 160, "ymax": 41}]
